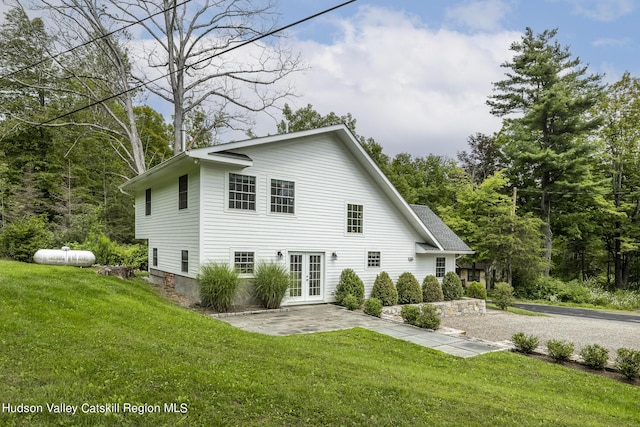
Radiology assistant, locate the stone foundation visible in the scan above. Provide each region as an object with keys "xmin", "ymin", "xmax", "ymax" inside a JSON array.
[{"xmin": 381, "ymin": 298, "xmax": 486, "ymax": 321}]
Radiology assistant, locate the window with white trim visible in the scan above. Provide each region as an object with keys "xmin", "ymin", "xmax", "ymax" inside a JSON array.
[
  {"xmin": 270, "ymin": 179, "xmax": 295, "ymax": 214},
  {"xmin": 367, "ymin": 251, "xmax": 381, "ymax": 268},
  {"xmin": 435, "ymin": 257, "xmax": 446, "ymax": 278},
  {"xmin": 178, "ymin": 175, "xmax": 188, "ymax": 210},
  {"xmin": 145, "ymin": 188, "xmax": 151, "ymax": 216},
  {"xmin": 229, "ymin": 173, "xmax": 256, "ymax": 210},
  {"xmin": 234, "ymin": 251, "xmax": 255, "ymax": 274},
  {"xmin": 181, "ymin": 250, "xmax": 188, "ymax": 273},
  {"xmin": 347, "ymin": 204, "xmax": 363, "ymax": 233},
  {"xmin": 152, "ymin": 248, "xmax": 158, "ymax": 267}
]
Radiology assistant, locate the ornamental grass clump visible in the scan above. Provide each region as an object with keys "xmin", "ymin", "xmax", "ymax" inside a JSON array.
[
  {"xmin": 396, "ymin": 272, "xmax": 422, "ymax": 304},
  {"xmin": 253, "ymin": 261, "xmax": 291, "ymax": 309},
  {"xmin": 422, "ymin": 275, "xmax": 444, "ymax": 302},
  {"xmin": 198, "ymin": 262, "xmax": 241, "ymax": 312},
  {"xmin": 442, "ymin": 271, "xmax": 464, "ymax": 301},
  {"xmin": 370, "ymin": 272, "xmax": 398, "ymax": 306},
  {"xmin": 579, "ymin": 344, "xmax": 609, "ymax": 371},
  {"xmin": 546, "ymin": 339, "xmax": 575, "ymax": 363},
  {"xmin": 335, "ymin": 269, "xmax": 365, "ymax": 307},
  {"xmin": 466, "ymin": 281, "xmax": 487, "ymax": 300},
  {"xmin": 511, "ymin": 332, "xmax": 539, "ymax": 354},
  {"xmin": 364, "ymin": 297, "xmax": 383, "ymax": 317}
]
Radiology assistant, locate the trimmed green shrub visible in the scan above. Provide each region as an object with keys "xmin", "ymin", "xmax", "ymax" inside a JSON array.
[
  {"xmin": 579, "ymin": 344, "xmax": 609, "ymax": 371},
  {"xmin": 370, "ymin": 272, "xmax": 398, "ymax": 306},
  {"xmin": 253, "ymin": 261, "xmax": 291, "ymax": 309},
  {"xmin": 416, "ymin": 304, "xmax": 440, "ymax": 330},
  {"xmin": 0, "ymin": 215, "xmax": 53, "ymax": 263},
  {"xmin": 492, "ymin": 282, "xmax": 515, "ymax": 310},
  {"xmin": 335, "ymin": 269, "xmax": 365, "ymax": 306},
  {"xmin": 511, "ymin": 332, "xmax": 539, "ymax": 354},
  {"xmin": 466, "ymin": 281, "xmax": 487, "ymax": 300},
  {"xmin": 396, "ymin": 272, "xmax": 422, "ymax": 304},
  {"xmin": 342, "ymin": 294, "xmax": 359, "ymax": 311},
  {"xmin": 198, "ymin": 262, "xmax": 241, "ymax": 312},
  {"xmin": 422, "ymin": 275, "xmax": 444, "ymax": 302},
  {"xmin": 400, "ymin": 305, "xmax": 420, "ymax": 325},
  {"xmin": 401, "ymin": 304, "xmax": 440, "ymax": 330},
  {"xmin": 364, "ymin": 297, "xmax": 383, "ymax": 317},
  {"xmin": 546, "ymin": 339, "xmax": 574, "ymax": 363},
  {"xmin": 615, "ymin": 348, "xmax": 640, "ymax": 379},
  {"xmin": 442, "ymin": 271, "xmax": 464, "ymax": 301}
]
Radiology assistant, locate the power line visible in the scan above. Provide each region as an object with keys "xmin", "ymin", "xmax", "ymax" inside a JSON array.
[
  {"xmin": 41, "ymin": 0, "xmax": 357, "ymax": 125},
  {"xmin": 0, "ymin": 0, "xmax": 192, "ymax": 81}
]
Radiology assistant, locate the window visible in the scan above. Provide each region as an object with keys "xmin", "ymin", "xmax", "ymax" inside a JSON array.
[
  {"xmin": 435, "ymin": 257, "xmax": 446, "ymax": 278},
  {"xmin": 270, "ymin": 179, "xmax": 295, "ymax": 214},
  {"xmin": 367, "ymin": 251, "xmax": 381, "ymax": 268},
  {"xmin": 234, "ymin": 251, "xmax": 255, "ymax": 274},
  {"xmin": 145, "ymin": 188, "xmax": 151, "ymax": 216},
  {"xmin": 152, "ymin": 248, "xmax": 158, "ymax": 267},
  {"xmin": 229, "ymin": 173, "xmax": 256, "ymax": 210},
  {"xmin": 347, "ymin": 204, "xmax": 363, "ymax": 233},
  {"xmin": 178, "ymin": 175, "xmax": 188, "ymax": 210},
  {"xmin": 181, "ymin": 250, "xmax": 188, "ymax": 273}
]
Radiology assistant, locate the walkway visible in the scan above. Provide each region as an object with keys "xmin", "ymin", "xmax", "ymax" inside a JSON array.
[{"xmin": 214, "ymin": 304, "xmax": 510, "ymax": 358}]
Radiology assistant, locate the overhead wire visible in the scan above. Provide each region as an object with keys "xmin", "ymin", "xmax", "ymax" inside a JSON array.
[
  {"xmin": 0, "ymin": 0, "xmax": 193, "ymax": 81},
  {"xmin": 39, "ymin": 0, "xmax": 358, "ymax": 125}
]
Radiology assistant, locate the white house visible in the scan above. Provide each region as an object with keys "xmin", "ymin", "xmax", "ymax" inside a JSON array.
[{"xmin": 119, "ymin": 125, "xmax": 473, "ymax": 305}]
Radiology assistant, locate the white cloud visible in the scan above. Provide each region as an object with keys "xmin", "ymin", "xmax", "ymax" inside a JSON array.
[
  {"xmin": 445, "ymin": 0, "xmax": 511, "ymax": 32},
  {"xmin": 256, "ymin": 5, "xmax": 520, "ymax": 158},
  {"xmin": 565, "ymin": 0, "xmax": 636, "ymax": 21},
  {"xmin": 592, "ymin": 36, "xmax": 632, "ymax": 47}
]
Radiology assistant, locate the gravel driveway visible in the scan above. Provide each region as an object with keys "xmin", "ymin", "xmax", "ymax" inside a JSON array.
[{"xmin": 440, "ymin": 309, "xmax": 640, "ymax": 354}]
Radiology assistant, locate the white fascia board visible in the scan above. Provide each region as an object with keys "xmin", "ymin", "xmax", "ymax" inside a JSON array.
[
  {"xmin": 119, "ymin": 152, "xmax": 190, "ymax": 193},
  {"xmin": 188, "ymin": 151, "xmax": 253, "ymax": 167}
]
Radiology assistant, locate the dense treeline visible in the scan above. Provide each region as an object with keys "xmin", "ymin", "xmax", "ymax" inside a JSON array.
[{"xmin": 0, "ymin": 5, "xmax": 639, "ymax": 291}]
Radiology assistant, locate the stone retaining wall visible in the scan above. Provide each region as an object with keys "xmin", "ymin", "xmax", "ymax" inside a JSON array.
[{"xmin": 381, "ymin": 298, "xmax": 486, "ymax": 320}]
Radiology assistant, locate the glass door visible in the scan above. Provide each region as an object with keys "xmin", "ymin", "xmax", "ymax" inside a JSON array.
[{"xmin": 288, "ymin": 252, "xmax": 324, "ymax": 303}]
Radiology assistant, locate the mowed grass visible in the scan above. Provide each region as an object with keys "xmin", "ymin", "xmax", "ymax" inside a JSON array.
[{"xmin": 1, "ymin": 260, "xmax": 639, "ymax": 426}]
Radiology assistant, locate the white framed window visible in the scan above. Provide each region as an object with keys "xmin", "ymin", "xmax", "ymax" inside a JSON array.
[
  {"xmin": 435, "ymin": 257, "xmax": 446, "ymax": 278},
  {"xmin": 178, "ymin": 175, "xmax": 188, "ymax": 210},
  {"xmin": 367, "ymin": 251, "xmax": 381, "ymax": 268},
  {"xmin": 152, "ymin": 248, "xmax": 158, "ymax": 267},
  {"xmin": 347, "ymin": 203, "xmax": 363, "ymax": 234},
  {"xmin": 181, "ymin": 250, "xmax": 189, "ymax": 273},
  {"xmin": 229, "ymin": 173, "xmax": 256, "ymax": 210},
  {"xmin": 234, "ymin": 251, "xmax": 255, "ymax": 274},
  {"xmin": 270, "ymin": 179, "xmax": 295, "ymax": 214}
]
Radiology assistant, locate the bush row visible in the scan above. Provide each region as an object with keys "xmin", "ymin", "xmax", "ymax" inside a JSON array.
[
  {"xmin": 336, "ymin": 269, "xmax": 484, "ymax": 310},
  {"xmin": 516, "ymin": 276, "xmax": 640, "ymax": 311},
  {"xmin": 511, "ymin": 332, "xmax": 640, "ymax": 379}
]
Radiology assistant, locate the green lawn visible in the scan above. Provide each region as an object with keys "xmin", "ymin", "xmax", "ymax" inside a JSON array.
[{"xmin": 1, "ymin": 260, "xmax": 639, "ymax": 426}]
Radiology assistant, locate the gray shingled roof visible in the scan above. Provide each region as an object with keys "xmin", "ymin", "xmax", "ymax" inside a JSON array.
[{"xmin": 410, "ymin": 204, "xmax": 473, "ymax": 253}]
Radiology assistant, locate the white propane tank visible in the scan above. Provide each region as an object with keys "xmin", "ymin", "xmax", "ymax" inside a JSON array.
[{"xmin": 33, "ymin": 246, "xmax": 96, "ymax": 267}]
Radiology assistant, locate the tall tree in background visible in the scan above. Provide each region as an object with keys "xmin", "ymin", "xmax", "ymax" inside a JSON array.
[
  {"xmin": 597, "ymin": 72, "xmax": 640, "ymax": 289},
  {"xmin": 87, "ymin": 0, "xmax": 302, "ymax": 154},
  {"xmin": 487, "ymin": 28, "xmax": 604, "ymax": 273},
  {"xmin": 457, "ymin": 132, "xmax": 506, "ymax": 184}
]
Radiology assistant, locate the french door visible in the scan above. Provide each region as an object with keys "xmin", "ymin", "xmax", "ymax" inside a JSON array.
[{"xmin": 288, "ymin": 252, "xmax": 324, "ymax": 303}]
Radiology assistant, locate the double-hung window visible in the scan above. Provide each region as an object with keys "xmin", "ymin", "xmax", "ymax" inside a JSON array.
[
  {"xmin": 435, "ymin": 257, "xmax": 446, "ymax": 278},
  {"xmin": 229, "ymin": 173, "xmax": 256, "ymax": 210},
  {"xmin": 178, "ymin": 175, "xmax": 188, "ymax": 210},
  {"xmin": 270, "ymin": 179, "xmax": 295, "ymax": 214},
  {"xmin": 152, "ymin": 248, "xmax": 158, "ymax": 267},
  {"xmin": 181, "ymin": 250, "xmax": 189, "ymax": 273},
  {"xmin": 347, "ymin": 204, "xmax": 363, "ymax": 234}
]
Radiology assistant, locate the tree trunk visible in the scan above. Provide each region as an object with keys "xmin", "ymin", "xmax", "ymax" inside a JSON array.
[{"xmin": 541, "ymin": 190, "xmax": 552, "ymax": 276}]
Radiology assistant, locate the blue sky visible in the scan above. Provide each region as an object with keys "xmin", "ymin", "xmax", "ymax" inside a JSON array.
[{"xmin": 258, "ymin": 0, "xmax": 640, "ymax": 158}]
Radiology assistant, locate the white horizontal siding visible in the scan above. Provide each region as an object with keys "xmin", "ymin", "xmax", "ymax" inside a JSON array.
[
  {"xmin": 136, "ymin": 165, "xmax": 200, "ymax": 277},
  {"xmin": 199, "ymin": 134, "xmax": 457, "ymax": 300}
]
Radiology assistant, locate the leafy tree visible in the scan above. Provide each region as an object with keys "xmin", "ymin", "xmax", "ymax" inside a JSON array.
[
  {"xmin": 596, "ymin": 72, "xmax": 640, "ymax": 288},
  {"xmin": 457, "ymin": 132, "xmax": 506, "ymax": 184},
  {"xmin": 487, "ymin": 28, "xmax": 604, "ymax": 273}
]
